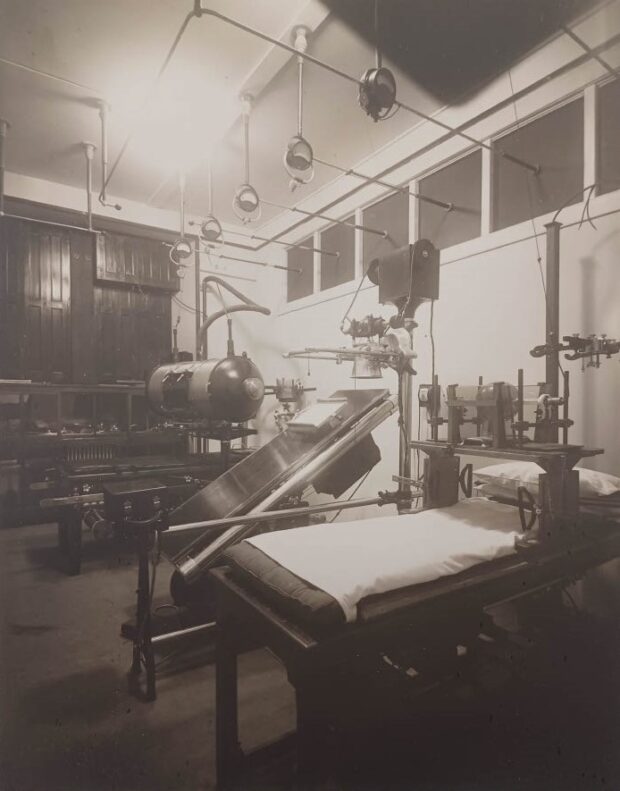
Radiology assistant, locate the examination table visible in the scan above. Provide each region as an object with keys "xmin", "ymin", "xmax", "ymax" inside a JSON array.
[{"xmin": 210, "ymin": 497, "xmax": 620, "ymax": 787}]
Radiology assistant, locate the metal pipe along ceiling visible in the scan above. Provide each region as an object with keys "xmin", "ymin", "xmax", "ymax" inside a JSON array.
[{"xmin": 100, "ymin": 2, "xmax": 541, "ymax": 214}]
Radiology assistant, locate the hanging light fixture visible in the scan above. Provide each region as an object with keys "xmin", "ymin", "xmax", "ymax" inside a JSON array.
[
  {"xmin": 358, "ymin": 1, "xmax": 396, "ymax": 122},
  {"xmin": 232, "ymin": 94, "xmax": 261, "ymax": 222},
  {"xmin": 200, "ymin": 159, "xmax": 223, "ymax": 243},
  {"xmin": 284, "ymin": 27, "xmax": 314, "ymax": 192},
  {"xmin": 170, "ymin": 171, "xmax": 193, "ymax": 264}
]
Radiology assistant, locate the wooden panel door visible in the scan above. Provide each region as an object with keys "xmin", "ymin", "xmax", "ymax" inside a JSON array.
[
  {"xmin": 22, "ymin": 222, "xmax": 71, "ymax": 382},
  {"xmin": 0, "ymin": 217, "xmax": 23, "ymax": 378},
  {"xmin": 0, "ymin": 219, "xmax": 71, "ymax": 382}
]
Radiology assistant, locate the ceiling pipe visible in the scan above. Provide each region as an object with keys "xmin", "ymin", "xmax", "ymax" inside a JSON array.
[
  {"xmin": 81, "ymin": 142, "xmax": 96, "ymax": 231},
  {"xmin": 0, "ymin": 119, "xmax": 9, "ymax": 216},
  {"xmin": 192, "ymin": 5, "xmax": 540, "ymax": 175}
]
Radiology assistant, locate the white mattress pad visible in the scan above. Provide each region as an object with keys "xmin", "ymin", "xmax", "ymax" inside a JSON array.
[{"xmin": 247, "ymin": 498, "xmax": 520, "ymax": 622}]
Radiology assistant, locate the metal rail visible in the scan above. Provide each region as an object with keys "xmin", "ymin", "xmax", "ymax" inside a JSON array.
[{"xmin": 166, "ymin": 495, "xmax": 387, "ymax": 536}]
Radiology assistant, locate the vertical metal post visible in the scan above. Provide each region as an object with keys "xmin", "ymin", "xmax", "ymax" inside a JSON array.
[
  {"xmin": 562, "ymin": 370, "xmax": 570, "ymax": 445},
  {"xmin": 398, "ymin": 322, "xmax": 414, "ymax": 501},
  {"xmin": 517, "ymin": 368, "xmax": 524, "ymax": 446},
  {"xmin": 0, "ymin": 119, "xmax": 9, "ymax": 216},
  {"xmin": 544, "ymin": 221, "xmax": 561, "ymax": 443},
  {"xmin": 431, "ymin": 373, "xmax": 439, "ymax": 441},
  {"xmin": 194, "ymin": 249, "xmax": 201, "ymax": 360},
  {"xmin": 398, "ymin": 368, "xmax": 412, "ymax": 494}
]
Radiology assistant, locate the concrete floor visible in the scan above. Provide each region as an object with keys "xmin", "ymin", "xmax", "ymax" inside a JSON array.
[
  {"xmin": 1, "ymin": 522, "xmax": 620, "ymax": 791},
  {"xmin": 0, "ymin": 523, "xmax": 295, "ymax": 791}
]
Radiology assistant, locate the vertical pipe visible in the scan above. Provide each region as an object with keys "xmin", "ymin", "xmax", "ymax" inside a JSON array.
[
  {"xmin": 179, "ymin": 171, "xmax": 186, "ymax": 239},
  {"xmin": 0, "ymin": 119, "xmax": 9, "ymax": 216},
  {"xmin": 517, "ymin": 368, "xmax": 524, "ymax": 446},
  {"xmin": 99, "ymin": 102, "xmax": 109, "ymax": 202},
  {"xmin": 82, "ymin": 142, "xmax": 96, "ymax": 231},
  {"xmin": 194, "ymin": 245, "xmax": 201, "ymax": 360},
  {"xmin": 374, "ymin": 0, "xmax": 382, "ymax": 69},
  {"xmin": 544, "ymin": 221, "xmax": 561, "ymax": 442},
  {"xmin": 207, "ymin": 159, "xmax": 214, "ymax": 215}
]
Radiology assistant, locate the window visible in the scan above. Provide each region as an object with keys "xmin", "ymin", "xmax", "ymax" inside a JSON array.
[
  {"xmin": 598, "ymin": 79, "xmax": 620, "ymax": 196},
  {"xmin": 362, "ymin": 190, "xmax": 409, "ymax": 273},
  {"xmin": 287, "ymin": 238, "xmax": 314, "ymax": 302},
  {"xmin": 419, "ymin": 150, "xmax": 482, "ymax": 249},
  {"xmin": 320, "ymin": 216, "xmax": 355, "ymax": 291},
  {"xmin": 492, "ymin": 98, "xmax": 584, "ymax": 230}
]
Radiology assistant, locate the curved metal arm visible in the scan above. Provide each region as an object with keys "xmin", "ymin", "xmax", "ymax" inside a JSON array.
[{"xmin": 199, "ymin": 275, "xmax": 270, "ymax": 358}]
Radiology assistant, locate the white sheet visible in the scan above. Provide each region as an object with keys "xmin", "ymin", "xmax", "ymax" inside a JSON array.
[{"xmin": 247, "ymin": 498, "xmax": 520, "ymax": 623}]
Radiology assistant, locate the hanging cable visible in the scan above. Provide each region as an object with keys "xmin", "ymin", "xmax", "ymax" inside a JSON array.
[{"xmin": 339, "ymin": 272, "xmax": 368, "ymax": 332}]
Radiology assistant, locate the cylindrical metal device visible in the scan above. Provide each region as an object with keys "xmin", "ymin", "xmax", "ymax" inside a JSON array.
[{"xmin": 146, "ymin": 356, "xmax": 264, "ymax": 422}]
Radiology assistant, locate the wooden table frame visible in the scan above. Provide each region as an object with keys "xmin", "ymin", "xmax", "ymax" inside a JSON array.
[{"xmin": 211, "ymin": 521, "xmax": 620, "ymax": 788}]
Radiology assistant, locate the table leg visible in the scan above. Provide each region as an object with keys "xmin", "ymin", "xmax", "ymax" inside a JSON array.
[
  {"xmin": 61, "ymin": 508, "xmax": 82, "ymax": 576},
  {"xmin": 216, "ymin": 621, "xmax": 241, "ymax": 789}
]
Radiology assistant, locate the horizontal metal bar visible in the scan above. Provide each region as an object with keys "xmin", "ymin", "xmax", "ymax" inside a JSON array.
[
  {"xmin": 314, "ymin": 157, "xmax": 453, "ymax": 211},
  {"xmin": 166, "ymin": 495, "xmax": 385, "ymax": 536},
  {"xmin": 562, "ymin": 24, "xmax": 619, "ymax": 78},
  {"xmin": 394, "ymin": 97, "xmax": 540, "ymax": 175},
  {"xmin": 169, "ymin": 242, "xmax": 294, "ymax": 272},
  {"xmin": 262, "ymin": 198, "xmax": 387, "ymax": 237},
  {"xmin": 2, "ymin": 212, "xmax": 99, "ymax": 234},
  {"xmin": 40, "ymin": 493, "xmax": 104, "ymax": 508},
  {"xmin": 151, "ymin": 621, "xmax": 216, "ymax": 645},
  {"xmin": 188, "ymin": 222, "xmax": 338, "ymax": 258},
  {"xmin": 203, "ymin": 249, "xmax": 292, "ymax": 272}
]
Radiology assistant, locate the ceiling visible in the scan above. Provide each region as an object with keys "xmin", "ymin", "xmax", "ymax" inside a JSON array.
[{"xmin": 0, "ymin": 0, "xmax": 601, "ymax": 234}]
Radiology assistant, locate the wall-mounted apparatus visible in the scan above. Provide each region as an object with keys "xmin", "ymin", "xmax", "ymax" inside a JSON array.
[
  {"xmin": 232, "ymin": 94, "xmax": 261, "ymax": 222},
  {"xmin": 284, "ymin": 27, "xmax": 314, "ymax": 192}
]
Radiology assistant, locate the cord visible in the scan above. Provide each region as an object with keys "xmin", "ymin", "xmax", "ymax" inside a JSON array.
[
  {"xmin": 507, "ymin": 70, "xmax": 566, "ymax": 379},
  {"xmin": 328, "ymin": 470, "xmax": 371, "ymax": 523},
  {"xmin": 340, "ymin": 271, "xmax": 367, "ymax": 332}
]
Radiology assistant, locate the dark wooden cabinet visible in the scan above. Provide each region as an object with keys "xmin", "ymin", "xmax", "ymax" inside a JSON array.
[
  {"xmin": 0, "ymin": 217, "xmax": 176, "ymax": 384},
  {"xmin": 96, "ymin": 231, "xmax": 179, "ymax": 291}
]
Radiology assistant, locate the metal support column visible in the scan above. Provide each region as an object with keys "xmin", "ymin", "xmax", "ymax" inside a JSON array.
[{"xmin": 544, "ymin": 221, "xmax": 561, "ymax": 443}]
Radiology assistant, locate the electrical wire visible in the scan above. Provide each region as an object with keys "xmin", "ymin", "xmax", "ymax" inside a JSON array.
[
  {"xmin": 506, "ymin": 71, "xmax": 565, "ymax": 378},
  {"xmin": 339, "ymin": 271, "xmax": 368, "ymax": 331},
  {"xmin": 328, "ymin": 470, "xmax": 372, "ymax": 523}
]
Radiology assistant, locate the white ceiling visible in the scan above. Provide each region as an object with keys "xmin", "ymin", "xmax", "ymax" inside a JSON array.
[{"xmin": 0, "ymin": 0, "xmax": 603, "ymax": 235}]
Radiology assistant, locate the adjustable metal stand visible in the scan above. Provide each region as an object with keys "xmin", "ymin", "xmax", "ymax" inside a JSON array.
[{"xmin": 127, "ymin": 517, "xmax": 162, "ymax": 702}]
